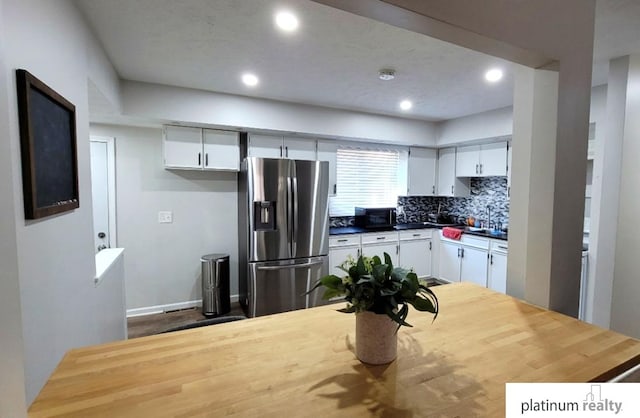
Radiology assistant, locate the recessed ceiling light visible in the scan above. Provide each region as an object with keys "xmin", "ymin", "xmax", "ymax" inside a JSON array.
[
  {"xmin": 242, "ymin": 73, "xmax": 259, "ymax": 87},
  {"xmin": 399, "ymin": 100, "xmax": 413, "ymax": 111},
  {"xmin": 379, "ymin": 69, "xmax": 396, "ymax": 81},
  {"xmin": 485, "ymin": 68, "xmax": 503, "ymax": 83},
  {"xmin": 275, "ymin": 11, "xmax": 299, "ymax": 32}
]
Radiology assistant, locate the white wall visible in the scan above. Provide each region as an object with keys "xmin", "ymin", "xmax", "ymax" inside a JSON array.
[
  {"xmin": 437, "ymin": 106, "xmax": 513, "ymax": 145},
  {"xmin": 90, "ymin": 124, "xmax": 239, "ymax": 311},
  {"xmin": 0, "ymin": 0, "xmax": 27, "ymax": 414},
  {"xmin": 2, "ymin": 0, "xmax": 120, "ymax": 404},
  {"xmin": 120, "ymin": 80, "xmax": 438, "ymax": 146}
]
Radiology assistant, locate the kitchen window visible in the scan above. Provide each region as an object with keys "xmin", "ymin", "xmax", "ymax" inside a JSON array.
[{"xmin": 329, "ymin": 145, "xmax": 407, "ymax": 216}]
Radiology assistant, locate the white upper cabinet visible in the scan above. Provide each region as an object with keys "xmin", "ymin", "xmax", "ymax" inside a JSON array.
[
  {"xmin": 203, "ymin": 129, "xmax": 240, "ymax": 171},
  {"xmin": 455, "ymin": 142, "xmax": 507, "ymax": 177},
  {"xmin": 317, "ymin": 139, "xmax": 338, "ymax": 196},
  {"xmin": 248, "ymin": 134, "xmax": 317, "ymax": 160},
  {"xmin": 163, "ymin": 126, "xmax": 204, "ymax": 169},
  {"xmin": 407, "ymin": 147, "xmax": 437, "ymax": 196},
  {"xmin": 438, "ymin": 147, "xmax": 469, "ymax": 197},
  {"xmin": 164, "ymin": 126, "xmax": 240, "ymax": 171},
  {"xmin": 283, "ymin": 137, "xmax": 317, "ymax": 160},
  {"xmin": 248, "ymin": 134, "xmax": 286, "ymax": 159}
]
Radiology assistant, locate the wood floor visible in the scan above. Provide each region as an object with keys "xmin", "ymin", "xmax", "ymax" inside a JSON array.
[{"xmin": 127, "ymin": 303, "xmax": 246, "ymax": 339}]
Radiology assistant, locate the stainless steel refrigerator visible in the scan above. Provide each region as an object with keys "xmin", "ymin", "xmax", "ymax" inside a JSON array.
[{"xmin": 238, "ymin": 157, "xmax": 330, "ymax": 317}]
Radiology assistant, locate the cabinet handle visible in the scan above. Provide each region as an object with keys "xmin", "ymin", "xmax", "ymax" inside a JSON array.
[
  {"xmin": 396, "ymin": 244, "xmax": 399, "ymax": 255},
  {"xmin": 198, "ymin": 152, "xmax": 201, "ymax": 166},
  {"xmin": 451, "ymin": 185, "xmax": 454, "ymax": 195},
  {"xmin": 432, "ymin": 185, "xmax": 435, "ymax": 195},
  {"xmin": 480, "ymin": 163, "xmax": 483, "ymax": 173},
  {"xmin": 357, "ymin": 249, "xmax": 361, "ymax": 257},
  {"xmin": 285, "ymin": 146, "xmax": 289, "ymax": 158},
  {"xmin": 333, "ymin": 184, "xmax": 337, "ymax": 195},
  {"xmin": 476, "ymin": 164, "xmax": 479, "ymax": 174},
  {"xmin": 498, "ymin": 245, "xmax": 508, "ymax": 250},
  {"xmin": 376, "ymin": 236, "xmax": 386, "ymax": 240},
  {"xmin": 337, "ymin": 239, "xmax": 348, "ymax": 242},
  {"xmin": 490, "ymin": 254, "xmax": 493, "ymax": 265},
  {"xmin": 280, "ymin": 145, "xmax": 283, "ymax": 157},
  {"xmin": 461, "ymin": 248, "xmax": 464, "ymax": 258},
  {"xmin": 457, "ymin": 248, "xmax": 461, "ymax": 258},
  {"xmin": 205, "ymin": 153, "xmax": 209, "ymax": 167},
  {"xmin": 429, "ymin": 241, "xmax": 432, "ymax": 251}
]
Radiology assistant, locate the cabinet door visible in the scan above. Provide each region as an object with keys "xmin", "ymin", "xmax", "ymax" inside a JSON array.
[
  {"xmin": 437, "ymin": 148, "xmax": 456, "ymax": 196},
  {"xmin": 456, "ymin": 145, "xmax": 480, "ymax": 177},
  {"xmin": 408, "ymin": 148, "xmax": 437, "ymax": 196},
  {"xmin": 507, "ymin": 141, "xmax": 512, "ymax": 194},
  {"xmin": 438, "ymin": 241, "xmax": 460, "ymax": 282},
  {"xmin": 399, "ymin": 239, "xmax": 432, "ymax": 278},
  {"xmin": 202, "ymin": 129, "xmax": 240, "ymax": 171},
  {"xmin": 164, "ymin": 126, "xmax": 203, "ymax": 169},
  {"xmin": 248, "ymin": 134, "xmax": 284, "ymax": 158},
  {"xmin": 480, "ymin": 142, "xmax": 507, "ymax": 176},
  {"xmin": 283, "ymin": 137, "xmax": 317, "ymax": 160},
  {"xmin": 329, "ymin": 246, "xmax": 359, "ymax": 277},
  {"xmin": 488, "ymin": 252, "xmax": 507, "ymax": 294},
  {"xmin": 460, "ymin": 246, "xmax": 488, "ymax": 287},
  {"xmin": 361, "ymin": 242, "xmax": 399, "ymax": 267},
  {"xmin": 317, "ymin": 140, "xmax": 338, "ymax": 196}
]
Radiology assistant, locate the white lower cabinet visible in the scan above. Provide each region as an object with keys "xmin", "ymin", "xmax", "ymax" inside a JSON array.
[
  {"xmin": 361, "ymin": 232, "xmax": 399, "ymax": 266},
  {"xmin": 329, "ymin": 235, "xmax": 361, "ymax": 277},
  {"xmin": 488, "ymin": 251, "xmax": 507, "ymax": 293},
  {"xmin": 438, "ymin": 234, "xmax": 490, "ymax": 286},
  {"xmin": 398, "ymin": 235, "xmax": 432, "ymax": 278}
]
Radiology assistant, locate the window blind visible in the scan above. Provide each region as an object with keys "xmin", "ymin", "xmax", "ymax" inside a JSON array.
[{"xmin": 329, "ymin": 146, "xmax": 406, "ymax": 216}]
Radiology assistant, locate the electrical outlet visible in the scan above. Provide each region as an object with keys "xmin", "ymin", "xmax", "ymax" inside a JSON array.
[{"xmin": 158, "ymin": 211, "xmax": 173, "ymax": 223}]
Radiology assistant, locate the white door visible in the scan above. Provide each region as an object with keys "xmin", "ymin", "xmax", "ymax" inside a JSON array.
[
  {"xmin": 480, "ymin": 142, "xmax": 507, "ymax": 176},
  {"xmin": 460, "ymin": 246, "xmax": 489, "ymax": 287},
  {"xmin": 248, "ymin": 134, "xmax": 284, "ymax": 158},
  {"xmin": 283, "ymin": 137, "xmax": 317, "ymax": 160},
  {"xmin": 361, "ymin": 242, "xmax": 399, "ymax": 267},
  {"xmin": 163, "ymin": 126, "xmax": 203, "ymax": 168},
  {"xmin": 408, "ymin": 148, "xmax": 437, "ymax": 196},
  {"xmin": 456, "ymin": 145, "xmax": 480, "ymax": 177},
  {"xmin": 317, "ymin": 139, "xmax": 338, "ymax": 196},
  {"xmin": 438, "ymin": 241, "xmax": 460, "ymax": 282},
  {"xmin": 329, "ymin": 246, "xmax": 359, "ymax": 277},
  {"xmin": 202, "ymin": 129, "xmax": 240, "ymax": 171},
  {"xmin": 437, "ymin": 148, "xmax": 456, "ymax": 196},
  {"xmin": 399, "ymin": 239, "xmax": 432, "ymax": 278},
  {"xmin": 90, "ymin": 138, "xmax": 116, "ymax": 253},
  {"xmin": 488, "ymin": 252, "xmax": 508, "ymax": 293}
]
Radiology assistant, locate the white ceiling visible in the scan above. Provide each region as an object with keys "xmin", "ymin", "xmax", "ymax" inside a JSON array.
[{"xmin": 75, "ymin": 0, "xmax": 640, "ymax": 122}]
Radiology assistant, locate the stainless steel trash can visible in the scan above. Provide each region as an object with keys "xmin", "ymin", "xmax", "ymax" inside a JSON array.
[{"xmin": 201, "ymin": 254, "xmax": 230, "ymax": 317}]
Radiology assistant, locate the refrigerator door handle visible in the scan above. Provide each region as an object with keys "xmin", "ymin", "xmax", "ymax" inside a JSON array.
[
  {"xmin": 291, "ymin": 175, "xmax": 298, "ymax": 256},
  {"xmin": 287, "ymin": 176, "xmax": 293, "ymax": 254},
  {"xmin": 256, "ymin": 260, "xmax": 324, "ymax": 271}
]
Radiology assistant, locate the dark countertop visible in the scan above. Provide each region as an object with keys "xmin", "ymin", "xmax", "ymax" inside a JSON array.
[{"xmin": 330, "ymin": 223, "xmax": 509, "ymax": 241}]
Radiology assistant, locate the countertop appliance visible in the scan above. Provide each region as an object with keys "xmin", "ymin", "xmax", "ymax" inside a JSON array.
[
  {"xmin": 238, "ymin": 157, "xmax": 330, "ymax": 317},
  {"xmin": 354, "ymin": 207, "xmax": 397, "ymax": 229}
]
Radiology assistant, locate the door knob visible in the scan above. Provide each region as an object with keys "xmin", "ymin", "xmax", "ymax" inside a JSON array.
[{"xmin": 98, "ymin": 232, "xmax": 106, "ymax": 239}]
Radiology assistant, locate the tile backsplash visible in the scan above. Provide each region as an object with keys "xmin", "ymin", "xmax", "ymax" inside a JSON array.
[{"xmin": 330, "ymin": 177, "xmax": 509, "ymax": 228}]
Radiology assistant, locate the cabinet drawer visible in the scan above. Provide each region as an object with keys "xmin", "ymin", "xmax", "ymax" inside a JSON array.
[
  {"xmin": 329, "ymin": 235, "xmax": 361, "ymax": 248},
  {"xmin": 361, "ymin": 231, "xmax": 399, "ymax": 245},
  {"xmin": 399, "ymin": 229, "xmax": 432, "ymax": 241},
  {"xmin": 490, "ymin": 240, "xmax": 509, "ymax": 253}
]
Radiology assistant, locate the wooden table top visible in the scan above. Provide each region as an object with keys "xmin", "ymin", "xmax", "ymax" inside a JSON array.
[{"xmin": 29, "ymin": 283, "xmax": 640, "ymax": 418}]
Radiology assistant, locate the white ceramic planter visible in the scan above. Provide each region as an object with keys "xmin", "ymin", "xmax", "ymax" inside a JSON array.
[{"xmin": 355, "ymin": 311, "xmax": 397, "ymax": 365}]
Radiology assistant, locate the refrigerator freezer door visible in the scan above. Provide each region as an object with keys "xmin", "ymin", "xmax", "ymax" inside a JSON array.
[
  {"xmin": 247, "ymin": 158, "xmax": 292, "ymax": 261},
  {"xmin": 291, "ymin": 160, "xmax": 329, "ymax": 258},
  {"xmin": 248, "ymin": 256, "xmax": 329, "ymax": 317}
]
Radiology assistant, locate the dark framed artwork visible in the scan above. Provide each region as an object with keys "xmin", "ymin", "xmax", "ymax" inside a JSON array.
[{"xmin": 16, "ymin": 69, "xmax": 79, "ymax": 219}]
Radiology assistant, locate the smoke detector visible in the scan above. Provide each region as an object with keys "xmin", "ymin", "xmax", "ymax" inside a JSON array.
[{"xmin": 378, "ymin": 69, "xmax": 396, "ymax": 81}]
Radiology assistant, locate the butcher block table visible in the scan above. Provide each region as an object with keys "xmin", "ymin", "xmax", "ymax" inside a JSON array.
[{"xmin": 29, "ymin": 283, "xmax": 640, "ymax": 417}]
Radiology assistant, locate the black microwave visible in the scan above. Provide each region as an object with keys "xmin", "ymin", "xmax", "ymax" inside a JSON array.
[{"xmin": 354, "ymin": 207, "xmax": 397, "ymax": 229}]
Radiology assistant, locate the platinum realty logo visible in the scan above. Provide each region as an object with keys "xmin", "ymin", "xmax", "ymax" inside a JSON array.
[{"xmin": 506, "ymin": 383, "xmax": 639, "ymax": 417}]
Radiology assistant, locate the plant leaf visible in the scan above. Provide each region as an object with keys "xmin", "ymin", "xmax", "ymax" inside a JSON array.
[
  {"xmin": 384, "ymin": 303, "xmax": 412, "ymax": 328},
  {"xmin": 409, "ymin": 295, "xmax": 436, "ymax": 313},
  {"xmin": 337, "ymin": 305, "xmax": 357, "ymax": 313}
]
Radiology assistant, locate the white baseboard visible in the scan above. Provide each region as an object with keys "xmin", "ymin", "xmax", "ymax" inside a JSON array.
[{"xmin": 127, "ymin": 294, "xmax": 239, "ymax": 318}]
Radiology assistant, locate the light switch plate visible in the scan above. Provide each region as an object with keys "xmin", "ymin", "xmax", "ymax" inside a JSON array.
[{"xmin": 158, "ymin": 211, "xmax": 173, "ymax": 223}]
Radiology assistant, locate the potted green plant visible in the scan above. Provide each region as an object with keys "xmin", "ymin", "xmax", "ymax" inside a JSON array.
[{"xmin": 309, "ymin": 252, "xmax": 439, "ymax": 364}]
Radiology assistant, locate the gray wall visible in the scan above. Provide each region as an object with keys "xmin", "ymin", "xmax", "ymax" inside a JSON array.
[{"xmin": 90, "ymin": 124, "xmax": 239, "ymax": 311}]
